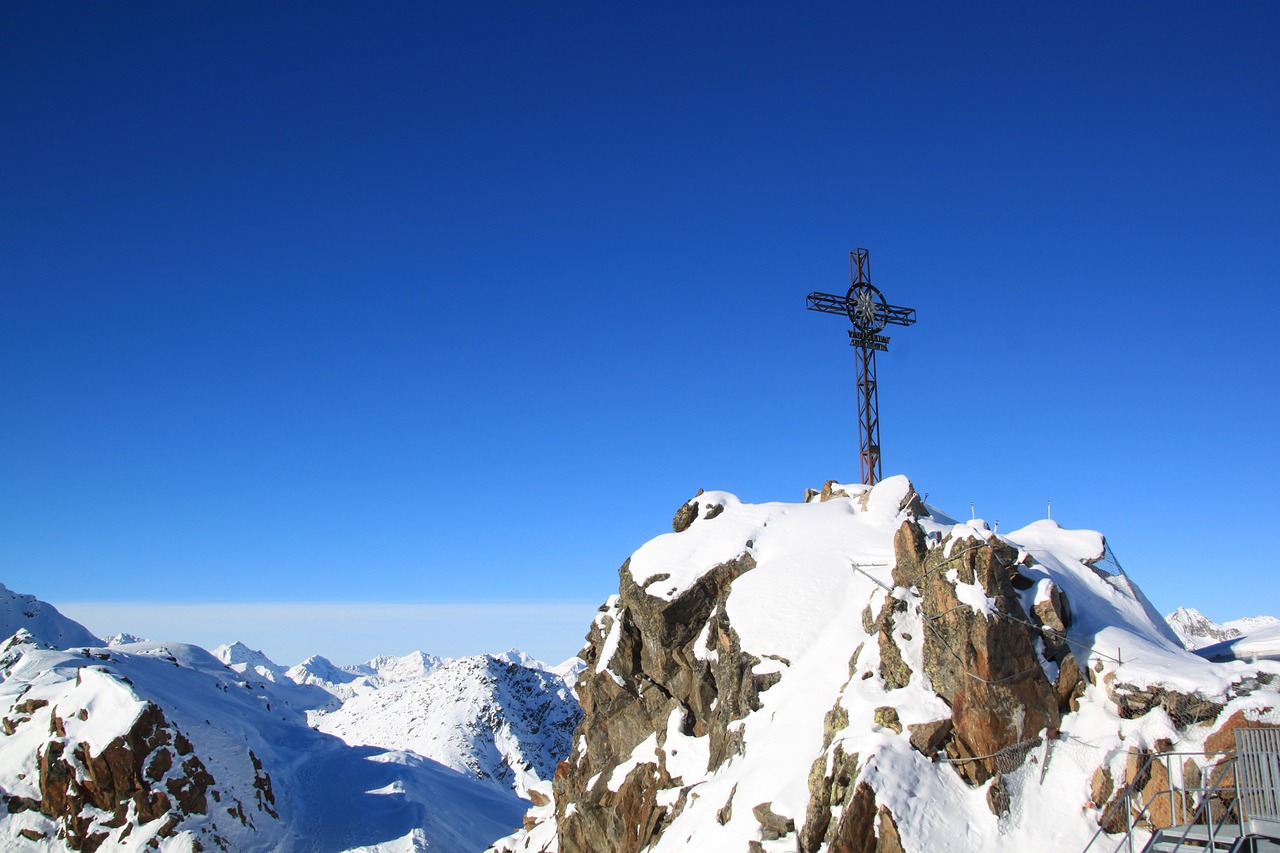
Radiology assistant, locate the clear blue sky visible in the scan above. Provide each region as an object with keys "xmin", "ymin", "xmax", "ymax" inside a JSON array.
[{"xmin": 3, "ymin": 2, "xmax": 1277, "ymax": 665}]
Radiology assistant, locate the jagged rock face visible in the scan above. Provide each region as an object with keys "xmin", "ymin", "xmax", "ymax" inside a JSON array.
[
  {"xmin": 558, "ymin": 549, "xmax": 761, "ymax": 853},
  {"xmin": 891, "ymin": 521, "xmax": 1062, "ymax": 783}
]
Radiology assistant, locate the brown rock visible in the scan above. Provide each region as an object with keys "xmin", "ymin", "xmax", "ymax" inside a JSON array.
[
  {"xmin": 827, "ymin": 782, "xmax": 878, "ymax": 853},
  {"xmin": 672, "ymin": 501, "xmax": 699, "ymax": 533},
  {"xmin": 1055, "ymin": 652, "xmax": 1086, "ymax": 713},
  {"xmin": 716, "ymin": 783, "xmax": 736, "ymax": 826},
  {"xmin": 25, "ymin": 700, "xmax": 227, "ymax": 850},
  {"xmin": 908, "ymin": 718, "xmax": 953, "ymax": 755},
  {"xmin": 986, "ymin": 774, "xmax": 1010, "ymax": 817},
  {"xmin": 876, "ymin": 806, "xmax": 905, "ymax": 853},
  {"xmin": 892, "ymin": 519, "xmax": 1060, "ymax": 783},
  {"xmin": 873, "ymin": 707, "xmax": 902, "ymax": 735},
  {"xmin": 801, "ymin": 744, "xmax": 858, "ymax": 853},
  {"xmin": 1205, "ymin": 710, "xmax": 1280, "ymax": 754},
  {"xmin": 1090, "ymin": 766, "xmax": 1113, "ymax": 807},
  {"xmin": 819, "ymin": 480, "xmax": 857, "ymax": 502},
  {"xmin": 555, "ymin": 551, "xmax": 764, "ymax": 853},
  {"xmin": 752, "ymin": 801, "xmax": 795, "ymax": 840}
]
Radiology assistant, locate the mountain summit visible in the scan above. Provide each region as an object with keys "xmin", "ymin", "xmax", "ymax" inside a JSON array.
[{"xmin": 491, "ymin": 475, "xmax": 1280, "ymax": 853}]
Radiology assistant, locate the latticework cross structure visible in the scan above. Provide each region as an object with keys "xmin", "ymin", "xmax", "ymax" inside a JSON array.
[{"xmin": 806, "ymin": 248, "xmax": 917, "ymax": 485}]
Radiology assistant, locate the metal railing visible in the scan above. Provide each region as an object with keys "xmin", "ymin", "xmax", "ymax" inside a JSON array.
[
  {"xmin": 1080, "ymin": 748, "xmax": 1241, "ymax": 853},
  {"xmin": 1237, "ymin": 727, "xmax": 1280, "ymax": 829}
]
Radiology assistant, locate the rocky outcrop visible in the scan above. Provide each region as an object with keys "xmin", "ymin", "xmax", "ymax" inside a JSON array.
[
  {"xmin": 557, "ymin": 549, "xmax": 762, "ymax": 853},
  {"xmin": 1, "ymin": 698, "xmax": 236, "ymax": 851},
  {"xmin": 890, "ymin": 521, "xmax": 1063, "ymax": 783}
]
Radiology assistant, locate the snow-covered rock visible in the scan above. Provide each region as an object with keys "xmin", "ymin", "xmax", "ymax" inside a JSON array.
[{"xmin": 491, "ymin": 476, "xmax": 1280, "ymax": 853}]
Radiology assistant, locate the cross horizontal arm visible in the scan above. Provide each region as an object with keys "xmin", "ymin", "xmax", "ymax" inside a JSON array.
[
  {"xmin": 805, "ymin": 291, "xmax": 850, "ymax": 315},
  {"xmin": 805, "ymin": 291, "xmax": 918, "ymax": 327}
]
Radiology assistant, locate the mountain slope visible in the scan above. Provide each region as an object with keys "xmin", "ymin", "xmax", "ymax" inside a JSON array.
[
  {"xmin": 0, "ymin": 583, "xmax": 101, "ymax": 650},
  {"xmin": 0, "ymin": 609, "xmax": 534, "ymax": 851},
  {"xmin": 313, "ymin": 654, "xmax": 582, "ymax": 799}
]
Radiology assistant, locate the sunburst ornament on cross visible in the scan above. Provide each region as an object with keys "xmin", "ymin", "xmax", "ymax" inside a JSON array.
[{"xmin": 805, "ymin": 248, "xmax": 917, "ymax": 486}]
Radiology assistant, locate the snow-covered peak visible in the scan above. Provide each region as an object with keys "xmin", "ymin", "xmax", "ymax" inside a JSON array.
[
  {"xmin": 551, "ymin": 655, "xmax": 586, "ymax": 686},
  {"xmin": 495, "ymin": 647, "xmax": 542, "ymax": 669},
  {"xmin": 211, "ymin": 639, "xmax": 280, "ymax": 669},
  {"xmin": 358, "ymin": 649, "xmax": 445, "ymax": 683},
  {"xmin": 1197, "ymin": 620, "xmax": 1280, "ymax": 662},
  {"xmin": 287, "ymin": 653, "xmax": 361, "ymax": 685},
  {"xmin": 1164, "ymin": 608, "xmax": 1280, "ymax": 653},
  {"xmin": 211, "ymin": 639, "xmax": 285, "ymax": 681},
  {"xmin": 1166, "ymin": 606, "xmax": 1242, "ymax": 649},
  {"xmin": 1226, "ymin": 614, "xmax": 1280, "ymax": 633},
  {"xmin": 0, "ymin": 582, "xmax": 102, "ymax": 650}
]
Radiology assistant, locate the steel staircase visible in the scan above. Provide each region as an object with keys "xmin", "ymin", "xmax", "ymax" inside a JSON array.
[{"xmin": 1081, "ymin": 727, "xmax": 1280, "ymax": 853}]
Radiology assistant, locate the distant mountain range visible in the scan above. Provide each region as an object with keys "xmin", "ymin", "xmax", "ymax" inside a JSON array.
[{"xmin": 0, "ymin": 582, "xmax": 581, "ymax": 851}]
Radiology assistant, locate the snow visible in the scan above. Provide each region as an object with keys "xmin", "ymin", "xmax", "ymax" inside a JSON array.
[
  {"xmin": 952, "ymin": 575, "xmax": 998, "ymax": 618},
  {"xmin": 1196, "ymin": 621, "xmax": 1280, "ymax": 662}
]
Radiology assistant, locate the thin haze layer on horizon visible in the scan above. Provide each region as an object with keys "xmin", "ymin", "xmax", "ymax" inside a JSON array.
[
  {"xmin": 57, "ymin": 600, "xmax": 600, "ymax": 668},
  {"xmin": 3, "ymin": 3, "xmax": 1278, "ymax": 664}
]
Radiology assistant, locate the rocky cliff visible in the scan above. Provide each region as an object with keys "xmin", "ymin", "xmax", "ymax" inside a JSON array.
[{"xmin": 490, "ymin": 476, "xmax": 1280, "ymax": 853}]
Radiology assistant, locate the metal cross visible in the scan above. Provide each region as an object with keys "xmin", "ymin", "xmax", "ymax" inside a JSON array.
[{"xmin": 806, "ymin": 248, "xmax": 917, "ymax": 486}]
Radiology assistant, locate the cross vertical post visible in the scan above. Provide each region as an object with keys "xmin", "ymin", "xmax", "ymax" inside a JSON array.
[
  {"xmin": 805, "ymin": 248, "xmax": 917, "ymax": 486},
  {"xmin": 855, "ymin": 343, "xmax": 880, "ymax": 485}
]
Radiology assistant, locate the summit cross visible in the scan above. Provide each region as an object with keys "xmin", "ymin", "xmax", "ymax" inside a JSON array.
[{"xmin": 805, "ymin": 248, "xmax": 917, "ymax": 486}]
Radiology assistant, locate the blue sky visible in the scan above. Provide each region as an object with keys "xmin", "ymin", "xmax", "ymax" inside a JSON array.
[{"xmin": 3, "ymin": 2, "xmax": 1277, "ymax": 666}]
